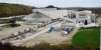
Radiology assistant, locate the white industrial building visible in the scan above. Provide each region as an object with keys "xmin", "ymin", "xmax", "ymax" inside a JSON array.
[{"xmin": 32, "ymin": 8, "xmax": 97, "ymax": 27}]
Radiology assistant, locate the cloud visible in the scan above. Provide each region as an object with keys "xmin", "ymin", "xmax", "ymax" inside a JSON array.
[{"xmin": 0, "ymin": 0, "xmax": 100, "ymax": 7}]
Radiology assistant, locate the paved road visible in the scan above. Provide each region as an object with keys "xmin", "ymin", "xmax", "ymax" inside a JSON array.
[{"xmin": 10, "ymin": 21, "xmax": 63, "ymax": 46}]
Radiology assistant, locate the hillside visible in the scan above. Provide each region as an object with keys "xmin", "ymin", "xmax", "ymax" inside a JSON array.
[
  {"xmin": 71, "ymin": 7, "xmax": 101, "ymax": 15},
  {"xmin": 58, "ymin": 7, "xmax": 101, "ymax": 15},
  {"xmin": 0, "ymin": 3, "xmax": 32, "ymax": 17}
]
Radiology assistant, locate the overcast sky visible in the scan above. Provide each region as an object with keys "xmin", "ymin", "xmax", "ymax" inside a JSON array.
[{"xmin": 0, "ymin": 0, "xmax": 101, "ymax": 7}]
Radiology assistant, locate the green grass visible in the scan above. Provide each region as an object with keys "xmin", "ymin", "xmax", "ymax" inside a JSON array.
[
  {"xmin": 72, "ymin": 26, "xmax": 100, "ymax": 48},
  {"xmin": 0, "ymin": 3, "xmax": 32, "ymax": 17}
]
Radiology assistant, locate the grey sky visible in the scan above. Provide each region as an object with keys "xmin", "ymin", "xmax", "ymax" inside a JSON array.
[{"xmin": 0, "ymin": 0, "xmax": 101, "ymax": 7}]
